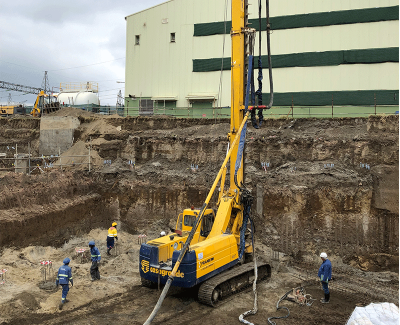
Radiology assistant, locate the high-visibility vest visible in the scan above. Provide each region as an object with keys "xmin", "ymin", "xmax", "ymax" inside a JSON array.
[{"xmin": 108, "ymin": 226, "xmax": 117, "ymax": 238}]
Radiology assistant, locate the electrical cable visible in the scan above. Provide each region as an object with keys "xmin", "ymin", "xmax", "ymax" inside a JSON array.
[
  {"xmin": 216, "ymin": 0, "xmax": 229, "ymax": 122},
  {"xmin": 239, "ymin": 217, "xmax": 258, "ymax": 325},
  {"xmin": 264, "ymin": 0, "xmax": 274, "ymax": 109},
  {"xmin": 48, "ymin": 57, "xmax": 125, "ymax": 72},
  {"xmin": 267, "ymin": 288, "xmax": 292, "ymax": 325}
]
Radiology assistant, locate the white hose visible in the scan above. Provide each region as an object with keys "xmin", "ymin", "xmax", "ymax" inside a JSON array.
[{"xmin": 239, "ymin": 255, "xmax": 258, "ymax": 325}]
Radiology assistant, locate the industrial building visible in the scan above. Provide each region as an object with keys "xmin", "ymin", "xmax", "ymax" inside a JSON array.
[{"xmin": 125, "ymin": 0, "xmax": 399, "ymax": 117}]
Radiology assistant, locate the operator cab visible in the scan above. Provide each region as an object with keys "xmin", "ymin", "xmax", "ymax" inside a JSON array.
[{"xmin": 175, "ymin": 208, "xmax": 215, "ymax": 241}]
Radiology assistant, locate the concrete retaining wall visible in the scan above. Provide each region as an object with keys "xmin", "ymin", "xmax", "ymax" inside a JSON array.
[{"xmin": 39, "ymin": 116, "xmax": 80, "ymax": 155}]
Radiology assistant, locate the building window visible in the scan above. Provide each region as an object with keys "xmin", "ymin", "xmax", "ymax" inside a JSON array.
[
  {"xmin": 135, "ymin": 35, "xmax": 140, "ymax": 45},
  {"xmin": 139, "ymin": 99, "xmax": 153, "ymax": 115},
  {"xmin": 170, "ymin": 32, "xmax": 175, "ymax": 43}
]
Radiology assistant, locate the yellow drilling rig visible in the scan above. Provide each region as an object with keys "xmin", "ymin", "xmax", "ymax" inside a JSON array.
[{"xmin": 140, "ymin": 0, "xmax": 274, "ymax": 322}]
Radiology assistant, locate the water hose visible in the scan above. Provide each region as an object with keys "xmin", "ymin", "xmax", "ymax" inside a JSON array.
[{"xmin": 239, "ymin": 218, "xmax": 258, "ymax": 325}]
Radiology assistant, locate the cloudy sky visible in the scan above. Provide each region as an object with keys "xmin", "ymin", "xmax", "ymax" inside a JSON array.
[{"xmin": 0, "ymin": 0, "xmax": 166, "ymax": 106}]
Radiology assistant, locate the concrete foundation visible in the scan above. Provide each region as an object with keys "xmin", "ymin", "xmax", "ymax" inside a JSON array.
[{"xmin": 39, "ymin": 116, "xmax": 80, "ymax": 156}]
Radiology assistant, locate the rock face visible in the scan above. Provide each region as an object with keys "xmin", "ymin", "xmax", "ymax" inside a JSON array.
[{"xmin": 0, "ymin": 112, "xmax": 398, "ymax": 269}]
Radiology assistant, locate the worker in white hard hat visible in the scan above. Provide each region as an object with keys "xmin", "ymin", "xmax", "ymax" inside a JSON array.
[
  {"xmin": 318, "ymin": 252, "xmax": 332, "ymax": 303},
  {"xmin": 160, "ymin": 231, "xmax": 166, "ymax": 237}
]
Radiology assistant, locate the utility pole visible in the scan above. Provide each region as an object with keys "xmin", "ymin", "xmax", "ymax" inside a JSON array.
[
  {"xmin": 116, "ymin": 90, "xmax": 123, "ymax": 108},
  {"xmin": 41, "ymin": 71, "xmax": 49, "ymax": 94}
]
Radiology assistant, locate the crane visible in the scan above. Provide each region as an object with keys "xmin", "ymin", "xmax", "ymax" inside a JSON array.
[
  {"xmin": 0, "ymin": 76, "xmax": 60, "ymax": 117},
  {"xmin": 141, "ymin": 0, "xmax": 274, "ymax": 323}
]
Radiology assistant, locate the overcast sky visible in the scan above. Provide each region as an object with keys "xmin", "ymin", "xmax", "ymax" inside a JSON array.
[{"xmin": 0, "ymin": 0, "xmax": 166, "ymax": 106}]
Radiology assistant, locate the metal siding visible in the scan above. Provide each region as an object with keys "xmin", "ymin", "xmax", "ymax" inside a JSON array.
[{"xmin": 125, "ymin": 0, "xmax": 399, "ymax": 109}]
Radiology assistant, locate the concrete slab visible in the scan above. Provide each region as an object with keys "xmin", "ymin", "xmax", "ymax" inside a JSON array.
[{"xmin": 39, "ymin": 116, "xmax": 80, "ymax": 156}]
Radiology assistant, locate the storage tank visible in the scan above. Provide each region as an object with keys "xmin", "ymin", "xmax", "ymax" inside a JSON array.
[{"xmin": 58, "ymin": 91, "xmax": 100, "ymax": 106}]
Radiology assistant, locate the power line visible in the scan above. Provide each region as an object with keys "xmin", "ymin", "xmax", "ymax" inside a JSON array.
[
  {"xmin": 98, "ymin": 87, "xmax": 125, "ymax": 93},
  {"xmin": 0, "ymin": 60, "xmax": 43, "ymax": 71},
  {"xmin": 48, "ymin": 57, "xmax": 125, "ymax": 72}
]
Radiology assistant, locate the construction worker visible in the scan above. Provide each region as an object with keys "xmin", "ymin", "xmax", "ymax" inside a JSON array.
[
  {"xmin": 89, "ymin": 241, "xmax": 101, "ymax": 281},
  {"xmin": 318, "ymin": 252, "xmax": 332, "ymax": 303},
  {"xmin": 56, "ymin": 257, "xmax": 73, "ymax": 310},
  {"xmin": 107, "ymin": 222, "xmax": 118, "ymax": 255}
]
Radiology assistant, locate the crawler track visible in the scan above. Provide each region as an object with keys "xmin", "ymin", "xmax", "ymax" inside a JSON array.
[{"xmin": 198, "ymin": 262, "xmax": 271, "ymax": 306}]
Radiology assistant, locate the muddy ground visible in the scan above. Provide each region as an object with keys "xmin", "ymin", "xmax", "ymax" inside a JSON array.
[
  {"xmin": 0, "ymin": 108, "xmax": 398, "ymax": 324},
  {"xmin": 0, "ymin": 228, "xmax": 398, "ymax": 325}
]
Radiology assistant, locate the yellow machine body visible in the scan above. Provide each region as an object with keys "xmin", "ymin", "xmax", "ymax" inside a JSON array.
[
  {"xmin": 139, "ymin": 0, "xmax": 260, "ymax": 290},
  {"xmin": 31, "ymin": 91, "xmax": 59, "ymax": 117}
]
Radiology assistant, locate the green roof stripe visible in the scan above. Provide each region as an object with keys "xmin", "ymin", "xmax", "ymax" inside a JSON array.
[
  {"xmin": 193, "ymin": 47, "xmax": 399, "ymax": 72},
  {"xmin": 194, "ymin": 5, "xmax": 399, "ymax": 36},
  {"xmin": 262, "ymin": 90, "xmax": 399, "ymax": 106}
]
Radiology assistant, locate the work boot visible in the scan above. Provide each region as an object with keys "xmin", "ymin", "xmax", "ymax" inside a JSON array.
[
  {"xmin": 107, "ymin": 248, "xmax": 111, "ymax": 256},
  {"xmin": 59, "ymin": 301, "xmax": 64, "ymax": 310},
  {"xmin": 91, "ymin": 277, "xmax": 96, "ymax": 281},
  {"xmin": 320, "ymin": 293, "xmax": 330, "ymax": 303}
]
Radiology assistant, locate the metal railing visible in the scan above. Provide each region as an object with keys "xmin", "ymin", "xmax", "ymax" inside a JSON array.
[{"xmin": 123, "ymin": 105, "xmax": 398, "ymax": 119}]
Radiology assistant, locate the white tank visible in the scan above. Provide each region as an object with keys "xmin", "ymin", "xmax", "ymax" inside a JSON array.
[{"xmin": 58, "ymin": 91, "xmax": 100, "ymax": 106}]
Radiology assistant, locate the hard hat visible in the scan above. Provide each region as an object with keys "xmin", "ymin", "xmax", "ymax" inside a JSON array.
[
  {"xmin": 320, "ymin": 252, "xmax": 328, "ymax": 259},
  {"xmin": 112, "ymin": 222, "xmax": 117, "ymax": 227},
  {"xmin": 89, "ymin": 240, "xmax": 95, "ymax": 246},
  {"xmin": 160, "ymin": 231, "xmax": 166, "ymax": 236},
  {"xmin": 63, "ymin": 257, "xmax": 71, "ymax": 265}
]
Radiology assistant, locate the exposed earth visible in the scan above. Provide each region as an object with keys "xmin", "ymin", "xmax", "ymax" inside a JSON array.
[{"xmin": 0, "ymin": 108, "xmax": 398, "ymax": 324}]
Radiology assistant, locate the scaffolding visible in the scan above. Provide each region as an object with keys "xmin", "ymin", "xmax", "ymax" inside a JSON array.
[{"xmin": 59, "ymin": 82, "xmax": 98, "ymax": 93}]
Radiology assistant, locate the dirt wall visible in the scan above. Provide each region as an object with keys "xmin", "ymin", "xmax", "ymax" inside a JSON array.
[{"xmin": 0, "ymin": 113, "xmax": 397, "ymax": 267}]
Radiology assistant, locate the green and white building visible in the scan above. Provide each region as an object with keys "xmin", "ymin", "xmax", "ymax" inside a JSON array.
[{"xmin": 125, "ymin": 0, "xmax": 399, "ymax": 118}]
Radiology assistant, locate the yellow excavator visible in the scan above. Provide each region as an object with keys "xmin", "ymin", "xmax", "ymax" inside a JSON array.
[
  {"xmin": 31, "ymin": 91, "xmax": 60, "ymax": 117},
  {"xmin": 140, "ymin": 0, "xmax": 274, "ymax": 322}
]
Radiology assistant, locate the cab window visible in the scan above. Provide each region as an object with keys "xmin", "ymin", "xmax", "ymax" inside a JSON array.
[
  {"xmin": 201, "ymin": 213, "xmax": 214, "ymax": 237},
  {"xmin": 176, "ymin": 213, "xmax": 183, "ymax": 231},
  {"xmin": 184, "ymin": 215, "xmax": 196, "ymax": 227}
]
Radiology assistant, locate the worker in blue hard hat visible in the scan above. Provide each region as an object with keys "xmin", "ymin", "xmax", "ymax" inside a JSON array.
[
  {"xmin": 107, "ymin": 222, "xmax": 118, "ymax": 255},
  {"xmin": 56, "ymin": 257, "xmax": 73, "ymax": 310},
  {"xmin": 89, "ymin": 240, "xmax": 101, "ymax": 281}
]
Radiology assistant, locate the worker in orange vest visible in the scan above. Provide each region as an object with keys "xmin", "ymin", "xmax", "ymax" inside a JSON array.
[{"xmin": 107, "ymin": 222, "xmax": 118, "ymax": 255}]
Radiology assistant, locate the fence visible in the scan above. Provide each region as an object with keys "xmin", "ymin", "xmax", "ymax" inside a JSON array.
[
  {"xmin": 0, "ymin": 147, "xmax": 92, "ymax": 174},
  {"xmin": 21, "ymin": 105, "xmax": 125, "ymax": 117},
  {"xmin": 123, "ymin": 105, "xmax": 398, "ymax": 119}
]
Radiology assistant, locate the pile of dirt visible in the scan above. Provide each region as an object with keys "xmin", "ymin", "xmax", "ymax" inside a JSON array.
[{"xmin": 346, "ymin": 253, "xmax": 399, "ymax": 272}]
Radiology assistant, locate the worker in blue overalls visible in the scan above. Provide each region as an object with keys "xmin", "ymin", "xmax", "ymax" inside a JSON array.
[
  {"xmin": 56, "ymin": 257, "xmax": 73, "ymax": 310},
  {"xmin": 318, "ymin": 252, "xmax": 332, "ymax": 303},
  {"xmin": 89, "ymin": 240, "xmax": 101, "ymax": 281}
]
